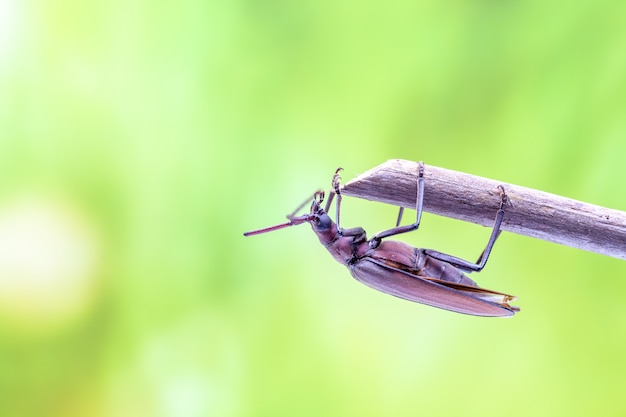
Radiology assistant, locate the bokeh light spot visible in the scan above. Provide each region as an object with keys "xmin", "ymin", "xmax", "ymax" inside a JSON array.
[{"xmin": 0, "ymin": 193, "xmax": 102, "ymax": 334}]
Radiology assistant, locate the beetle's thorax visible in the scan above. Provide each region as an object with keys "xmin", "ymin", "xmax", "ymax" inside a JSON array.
[{"xmin": 309, "ymin": 211, "xmax": 369, "ymax": 265}]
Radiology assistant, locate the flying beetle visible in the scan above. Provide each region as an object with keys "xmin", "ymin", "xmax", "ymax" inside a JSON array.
[{"xmin": 244, "ymin": 162, "xmax": 519, "ymax": 317}]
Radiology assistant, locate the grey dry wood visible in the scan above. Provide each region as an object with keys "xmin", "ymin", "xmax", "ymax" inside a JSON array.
[{"xmin": 341, "ymin": 159, "xmax": 626, "ymax": 261}]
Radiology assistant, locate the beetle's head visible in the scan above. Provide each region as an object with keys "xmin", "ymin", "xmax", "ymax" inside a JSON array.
[{"xmin": 306, "ymin": 191, "xmax": 332, "ymax": 231}]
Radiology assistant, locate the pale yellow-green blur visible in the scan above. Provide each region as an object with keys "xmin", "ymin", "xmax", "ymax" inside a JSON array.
[{"xmin": 1, "ymin": 1, "xmax": 626, "ymax": 416}]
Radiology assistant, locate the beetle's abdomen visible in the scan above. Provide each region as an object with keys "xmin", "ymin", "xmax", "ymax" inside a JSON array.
[
  {"xmin": 366, "ymin": 240, "xmax": 479, "ymax": 287},
  {"xmin": 418, "ymin": 253, "xmax": 479, "ymax": 286}
]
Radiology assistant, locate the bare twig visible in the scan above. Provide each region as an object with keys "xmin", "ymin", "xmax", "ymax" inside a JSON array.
[{"xmin": 341, "ymin": 159, "xmax": 626, "ymax": 260}]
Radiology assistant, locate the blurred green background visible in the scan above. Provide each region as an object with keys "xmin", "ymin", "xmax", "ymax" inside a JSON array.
[{"xmin": 1, "ymin": 1, "xmax": 626, "ymax": 416}]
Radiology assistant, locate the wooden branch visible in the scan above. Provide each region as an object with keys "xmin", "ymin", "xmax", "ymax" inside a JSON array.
[{"xmin": 341, "ymin": 159, "xmax": 626, "ymax": 261}]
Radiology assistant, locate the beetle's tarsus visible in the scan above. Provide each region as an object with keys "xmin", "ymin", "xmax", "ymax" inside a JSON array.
[
  {"xmin": 497, "ymin": 185, "xmax": 510, "ymax": 209},
  {"xmin": 417, "ymin": 160, "xmax": 424, "ymax": 178},
  {"xmin": 332, "ymin": 168, "xmax": 343, "ymax": 194}
]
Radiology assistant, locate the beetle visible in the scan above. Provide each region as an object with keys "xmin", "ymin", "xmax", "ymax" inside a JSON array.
[{"xmin": 244, "ymin": 162, "xmax": 518, "ymax": 317}]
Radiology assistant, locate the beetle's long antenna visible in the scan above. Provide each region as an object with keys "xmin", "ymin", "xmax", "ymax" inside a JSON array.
[
  {"xmin": 286, "ymin": 192, "xmax": 321, "ymax": 220},
  {"xmin": 245, "ymin": 191, "xmax": 325, "ymax": 236},
  {"xmin": 244, "ymin": 214, "xmax": 313, "ymax": 236}
]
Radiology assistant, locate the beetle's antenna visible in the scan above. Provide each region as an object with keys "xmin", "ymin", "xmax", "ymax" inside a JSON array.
[
  {"xmin": 245, "ymin": 190, "xmax": 326, "ymax": 237},
  {"xmin": 286, "ymin": 191, "xmax": 322, "ymax": 220},
  {"xmin": 244, "ymin": 213, "xmax": 313, "ymax": 236}
]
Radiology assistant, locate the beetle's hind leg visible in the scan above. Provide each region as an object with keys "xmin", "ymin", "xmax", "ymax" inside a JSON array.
[{"xmin": 425, "ymin": 185, "xmax": 508, "ymax": 273}]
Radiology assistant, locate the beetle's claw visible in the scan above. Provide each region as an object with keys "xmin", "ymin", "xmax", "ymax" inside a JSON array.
[
  {"xmin": 417, "ymin": 161, "xmax": 424, "ymax": 178},
  {"xmin": 497, "ymin": 185, "xmax": 510, "ymax": 209},
  {"xmin": 332, "ymin": 168, "xmax": 343, "ymax": 194}
]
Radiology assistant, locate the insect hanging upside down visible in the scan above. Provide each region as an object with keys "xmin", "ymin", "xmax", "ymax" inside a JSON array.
[{"xmin": 244, "ymin": 162, "xmax": 519, "ymax": 317}]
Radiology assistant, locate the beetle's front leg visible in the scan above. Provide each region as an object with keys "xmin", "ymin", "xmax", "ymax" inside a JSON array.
[
  {"xmin": 425, "ymin": 185, "xmax": 508, "ymax": 273},
  {"xmin": 329, "ymin": 167, "xmax": 364, "ymax": 237}
]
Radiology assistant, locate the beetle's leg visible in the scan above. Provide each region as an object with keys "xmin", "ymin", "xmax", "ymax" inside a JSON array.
[
  {"xmin": 425, "ymin": 185, "xmax": 508, "ymax": 273},
  {"xmin": 331, "ymin": 167, "xmax": 367, "ymax": 238},
  {"xmin": 368, "ymin": 161, "xmax": 425, "ymax": 248},
  {"xmin": 395, "ymin": 207, "xmax": 404, "ymax": 227},
  {"xmin": 330, "ymin": 167, "xmax": 344, "ymax": 229}
]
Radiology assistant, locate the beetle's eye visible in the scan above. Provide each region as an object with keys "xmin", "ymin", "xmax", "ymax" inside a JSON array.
[{"xmin": 315, "ymin": 213, "xmax": 332, "ymax": 231}]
